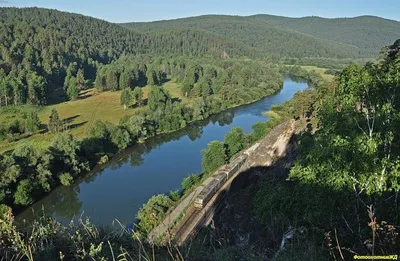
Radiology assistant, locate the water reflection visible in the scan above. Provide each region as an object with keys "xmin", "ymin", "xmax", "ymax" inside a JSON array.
[
  {"xmin": 17, "ymin": 79, "xmax": 307, "ymax": 226},
  {"xmin": 18, "ymin": 109, "xmax": 236, "ymax": 224}
]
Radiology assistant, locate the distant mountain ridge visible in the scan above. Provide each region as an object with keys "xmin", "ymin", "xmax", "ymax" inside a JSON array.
[
  {"xmin": 251, "ymin": 14, "xmax": 400, "ymax": 55},
  {"xmin": 122, "ymin": 14, "xmax": 400, "ymax": 58}
]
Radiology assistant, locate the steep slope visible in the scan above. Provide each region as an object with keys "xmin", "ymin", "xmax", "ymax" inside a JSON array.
[
  {"xmin": 122, "ymin": 15, "xmax": 364, "ymax": 59},
  {"xmin": 251, "ymin": 14, "xmax": 400, "ymax": 56}
]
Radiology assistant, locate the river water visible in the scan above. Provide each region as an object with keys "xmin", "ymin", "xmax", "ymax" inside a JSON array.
[{"xmin": 17, "ymin": 79, "xmax": 308, "ymax": 226}]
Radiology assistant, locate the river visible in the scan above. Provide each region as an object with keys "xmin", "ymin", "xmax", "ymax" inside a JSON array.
[{"xmin": 17, "ymin": 78, "xmax": 308, "ymax": 226}]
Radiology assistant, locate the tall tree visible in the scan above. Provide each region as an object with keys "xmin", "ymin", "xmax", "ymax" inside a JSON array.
[
  {"xmin": 132, "ymin": 87, "xmax": 144, "ymax": 106},
  {"xmin": 119, "ymin": 71, "xmax": 132, "ymax": 90},
  {"xmin": 224, "ymin": 127, "xmax": 245, "ymax": 157},
  {"xmin": 27, "ymin": 72, "xmax": 47, "ymax": 105},
  {"xmin": 76, "ymin": 69, "xmax": 85, "ymax": 90},
  {"xmin": 48, "ymin": 109, "xmax": 63, "ymax": 133},
  {"xmin": 201, "ymin": 141, "xmax": 227, "ymax": 174},
  {"xmin": 106, "ymin": 69, "xmax": 119, "ymax": 91},
  {"xmin": 120, "ymin": 88, "xmax": 132, "ymax": 110},
  {"xmin": 146, "ymin": 70, "xmax": 158, "ymax": 86},
  {"xmin": 148, "ymin": 87, "xmax": 168, "ymax": 111},
  {"xmin": 26, "ymin": 110, "xmax": 41, "ymax": 133},
  {"xmin": 66, "ymin": 76, "xmax": 79, "ymax": 100}
]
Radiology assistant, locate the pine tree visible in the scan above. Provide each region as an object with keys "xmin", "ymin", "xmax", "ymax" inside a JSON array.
[
  {"xmin": 146, "ymin": 70, "xmax": 158, "ymax": 86},
  {"xmin": 66, "ymin": 77, "xmax": 79, "ymax": 100},
  {"xmin": 132, "ymin": 87, "xmax": 144, "ymax": 106},
  {"xmin": 106, "ymin": 69, "xmax": 119, "ymax": 91},
  {"xmin": 120, "ymin": 88, "xmax": 132, "ymax": 110},
  {"xmin": 48, "ymin": 109, "xmax": 62, "ymax": 133},
  {"xmin": 76, "ymin": 69, "xmax": 85, "ymax": 90},
  {"xmin": 26, "ymin": 110, "xmax": 41, "ymax": 133}
]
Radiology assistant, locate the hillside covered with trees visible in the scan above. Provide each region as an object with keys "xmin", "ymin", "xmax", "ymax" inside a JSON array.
[
  {"xmin": 252, "ymin": 14, "xmax": 400, "ymax": 56},
  {"xmin": 0, "ymin": 8, "xmax": 258, "ymax": 106},
  {"xmin": 122, "ymin": 14, "xmax": 400, "ymax": 59},
  {"xmin": 122, "ymin": 15, "xmax": 363, "ymax": 60}
]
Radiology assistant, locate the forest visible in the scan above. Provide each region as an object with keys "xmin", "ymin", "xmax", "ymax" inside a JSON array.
[
  {"xmin": 0, "ymin": 8, "xmax": 259, "ymax": 107},
  {"xmin": 1, "ymin": 42, "xmax": 398, "ymax": 259},
  {"xmin": 0, "ymin": 6, "xmax": 400, "ymax": 260},
  {"xmin": 122, "ymin": 14, "xmax": 400, "ymax": 59}
]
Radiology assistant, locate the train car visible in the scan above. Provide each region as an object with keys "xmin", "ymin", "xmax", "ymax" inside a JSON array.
[
  {"xmin": 224, "ymin": 154, "xmax": 247, "ymax": 179},
  {"xmin": 194, "ymin": 179, "xmax": 219, "ymax": 208},
  {"xmin": 213, "ymin": 172, "xmax": 228, "ymax": 189}
]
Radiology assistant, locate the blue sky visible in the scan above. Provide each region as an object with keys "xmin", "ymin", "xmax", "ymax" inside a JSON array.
[{"xmin": 0, "ymin": 0, "xmax": 399, "ymax": 23}]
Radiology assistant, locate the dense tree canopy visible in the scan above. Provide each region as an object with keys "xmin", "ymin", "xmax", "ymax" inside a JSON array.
[
  {"xmin": 290, "ymin": 44, "xmax": 400, "ymax": 194},
  {"xmin": 0, "ymin": 8, "xmax": 261, "ymax": 106}
]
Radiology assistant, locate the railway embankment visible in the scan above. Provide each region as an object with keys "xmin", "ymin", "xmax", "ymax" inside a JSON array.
[{"xmin": 149, "ymin": 119, "xmax": 301, "ymax": 244}]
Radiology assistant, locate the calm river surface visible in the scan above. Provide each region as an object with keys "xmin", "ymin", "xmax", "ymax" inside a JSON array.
[{"xmin": 17, "ymin": 79, "xmax": 308, "ymax": 226}]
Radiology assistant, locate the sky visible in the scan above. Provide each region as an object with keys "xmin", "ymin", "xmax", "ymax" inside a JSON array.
[{"xmin": 0, "ymin": 0, "xmax": 399, "ymax": 23}]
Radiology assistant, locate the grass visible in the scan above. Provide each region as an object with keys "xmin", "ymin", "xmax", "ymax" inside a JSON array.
[
  {"xmin": 0, "ymin": 80, "xmax": 184, "ymax": 153},
  {"xmin": 300, "ymin": 65, "xmax": 335, "ymax": 82},
  {"xmin": 263, "ymin": 110, "xmax": 281, "ymax": 120}
]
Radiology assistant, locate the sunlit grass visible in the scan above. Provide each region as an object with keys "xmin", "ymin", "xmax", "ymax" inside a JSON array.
[
  {"xmin": 300, "ymin": 65, "xmax": 335, "ymax": 81},
  {"xmin": 0, "ymin": 80, "xmax": 183, "ymax": 153}
]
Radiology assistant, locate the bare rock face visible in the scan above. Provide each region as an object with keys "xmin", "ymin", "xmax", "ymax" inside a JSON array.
[{"xmin": 244, "ymin": 120, "xmax": 297, "ymax": 169}]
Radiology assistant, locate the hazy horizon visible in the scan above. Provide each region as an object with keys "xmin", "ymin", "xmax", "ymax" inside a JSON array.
[{"xmin": 0, "ymin": 0, "xmax": 398, "ymax": 23}]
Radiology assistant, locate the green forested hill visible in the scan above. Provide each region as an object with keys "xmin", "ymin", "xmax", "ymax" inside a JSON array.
[
  {"xmin": 252, "ymin": 14, "xmax": 400, "ymax": 56},
  {"xmin": 0, "ymin": 8, "xmax": 259, "ymax": 106},
  {"xmin": 122, "ymin": 14, "xmax": 400, "ymax": 59},
  {"xmin": 122, "ymin": 15, "xmax": 363, "ymax": 59}
]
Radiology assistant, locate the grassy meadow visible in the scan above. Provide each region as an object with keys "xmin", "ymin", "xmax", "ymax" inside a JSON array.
[
  {"xmin": 0, "ymin": 80, "xmax": 186, "ymax": 153},
  {"xmin": 300, "ymin": 65, "xmax": 336, "ymax": 81}
]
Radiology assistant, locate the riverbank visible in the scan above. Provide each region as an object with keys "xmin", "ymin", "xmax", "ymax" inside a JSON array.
[{"xmin": 16, "ymin": 78, "xmax": 310, "ymax": 225}]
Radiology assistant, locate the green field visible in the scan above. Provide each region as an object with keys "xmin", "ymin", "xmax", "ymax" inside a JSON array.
[
  {"xmin": 300, "ymin": 65, "xmax": 336, "ymax": 81},
  {"xmin": 0, "ymin": 80, "xmax": 186, "ymax": 153}
]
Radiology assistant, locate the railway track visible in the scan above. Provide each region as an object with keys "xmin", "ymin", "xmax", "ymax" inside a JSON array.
[{"xmin": 173, "ymin": 180, "xmax": 228, "ymax": 245}]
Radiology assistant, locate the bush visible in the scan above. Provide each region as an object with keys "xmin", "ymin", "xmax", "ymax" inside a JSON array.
[
  {"xmin": 181, "ymin": 174, "xmax": 201, "ymax": 193},
  {"xmin": 169, "ymin": 190, "xmax": 181, "ymax": 202},
  {"xmin": 137, "ymin": 194, "xmax": 173, "ymax": 233},
  {"xmin": 14, "ymin": 179, "xmax": 34, "ymax": 206},
  {"xmin": 59, "ymin": 173, "xmax": 74, "ymax": 186},
  {"xmin": 224, "ymin": 127, "xmax": 245, "ymax": 158},
  {"xmin": 98, "ymin": 155, "xmax": 109, "ymax": 165},
  {"xmin": 0, "ymin": 204, "xmax": 9, "ymax": 218},
  {"xmin": 201, "ymin": 141, "xmax": 227, "ymax": 174}
]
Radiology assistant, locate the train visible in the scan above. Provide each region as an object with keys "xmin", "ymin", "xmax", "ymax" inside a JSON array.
[{"xmin": 194, "ymin": 154, "xmax": 247, "ymax": 208}]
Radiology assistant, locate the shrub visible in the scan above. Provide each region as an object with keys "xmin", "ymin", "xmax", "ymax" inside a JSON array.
[
  {"xmin": 182, "ymin": 174, "xmax": 201, "ymax": 193},
  {"xmin": 137, "ymin": 194, "xmax": 173, "ymax": 233},
  {"xmin": 169, "ymin": 190, "xmax": 181, "ymax": 202},
  {"xmin": 201, "ymin": 141, "xmax": 227, "ymax": 174},
  {"xmin": 14, "ymin": 179, "xmax": 34, "ymax": 206},
  {"xmin": 59, "ymin": 173, "xmax": 74, "ymax": 186}
]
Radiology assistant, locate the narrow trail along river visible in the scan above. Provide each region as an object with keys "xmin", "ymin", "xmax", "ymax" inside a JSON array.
[{"xmin": 18, "ymin": 79, "xmax": 308, "ymax": 226}]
